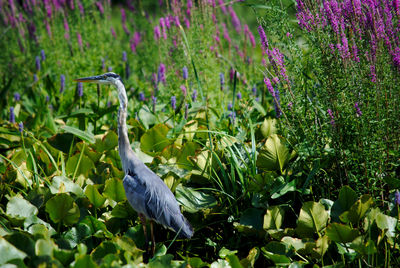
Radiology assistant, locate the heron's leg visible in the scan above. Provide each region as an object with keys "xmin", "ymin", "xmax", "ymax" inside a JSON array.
[
  {"xmin": 150, "ymin": 221, "xmax": 156, "ymax": 255},
  {"xmin": 139, "ymin": 214, "xmax": 149, "ymax": 251}
]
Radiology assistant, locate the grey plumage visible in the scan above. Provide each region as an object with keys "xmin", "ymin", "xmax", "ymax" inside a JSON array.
[{"xmin": 74, "ymin": 72, "xmax": 193, "ymax": 239}]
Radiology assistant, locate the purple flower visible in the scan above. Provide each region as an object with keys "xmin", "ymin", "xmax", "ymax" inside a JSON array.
[
  {"xmin": 78, "ymin": 2, "xmax": 85, "ymax": 15},
  {"xmin": 274, "ymin": 89, "xmax": 282, "ymax": 118},
  {"xmin": 288, "ymin": 102, "xmax": 293, "ymax": 110},
  {"xmin": 95, "ymin": 1, "xmax": 104, "ymax": 14},
  {"xmin": 192, "ymin": 90, "xmax": 197, "ymax": 102},
  {"xmin": 139, "ymin": 92, "xmax": 145, "ymax": 101},
  {"xmin": 185, "ymin": 103, "xmax": 189, "ymax": 120},
  {"xmin": 222, "ymin": 23, "xmax": 231, "ymax": 44},
  {"xmin": 111, "ymin": 27, "xmax": 117, "ymax": 38},
  {"xmin": 182, "ymin": 66, "xmax": 188, "ymax": 80},
  {"xmin": 219, "ymin": 72, "xmax": 225, "ymax": 90},
  {"xmin": 60, "ymin": 74, "xmax": 65, "ymax": 93},
  {"xmin": 218, "ymin": 0, "xmax": 227, "ymax": 14},
  {"xmin": 14, "ymin": 93, "xmax": 20, "ymax": 101},
  {"xmin": 154, "ymin": 25, "xmax": 161, "ymax": 41},
  {"xmin": 229, "ymin": 6, "xmax": 241, "ymax": 33},
  {"xmin": 264, "ymin": 77, "xmax": 274, "ymax": 96},
  {"xmin": 157, "ymin": 63, "xmax": 166, "ymax": 84},
  {"xmin": 228, "ymin": 111, "xmax": 236, "ymax": 123},
  {"xmin": 107, "ymin": 101, "xmax": 112, "ymax": 107},
  {"xmin": 236, "ymin": 92, "xmax": 242, "ymax": 100},
  {"xmin": 181, "ymin": 85, "xmax": 187, "ymax": 96},
  {"xmin": 258, "ymin": 25, "xmax": 269, "ymax": 50},
  {"xmin": 227, "ymin": 102, "xmax": 233, "ymax": 110},
  {"xmin": 354, "ymin": 102, "xmax": 362, "ymax": 117},
  {"xmin": 35, "ymin": 56, "xmax": 40, "ymax": 71},
  {"xmin": 77, "ymin": 32, "xmax": 83, "ymax": 48},
  {"xmin": 122, "ymin": 51, "xmax": 127, "ymax": 62},
  {"xmin": 244, "ymin": 25, "xmax": 256, "ymax": 48},
  {"xmin": 121, "ymin": 8, "xmax": 126, "ymax": 23},
  {"xmin": 46, "ymin": 95, "xmax": 50, "ymax": 102},
  {"xmin": 18, "ymin": 122, "xmax": 24, "ymax": 133},
  {"xmin": 33, "ymin": 74, "xmax": 38, "ymax": 82},
  {"xmin": 252, "ymin": 86, "xmax": 257, "ymax": 96},
  {"xmin": 77, "ymin": 82, "xmax": 83, "ymax": 97},
  {"xmin": 171, "ymin": 96, "xmax": 176, "ymax": 110},
  {"xmin": 152, "ymin": 96, "xmax": 157, "ymax": 112},
  {"xmin": 108, "ymin": 66, "xmax": 113, "ymax": 72},
  {"xmin": 40, "ymin": 49, "xmax": 45, "ymax": 61},
  {"xmin": 395, "ymin": 190, "xmax": 400, "ymax": 205},
  {"xmin": 327, "ymin": 109, "xmax": 335, "ymax": 126},
  {"xmin": 10, "ymin": 107, "xmax": 15, "ymax": 123}
]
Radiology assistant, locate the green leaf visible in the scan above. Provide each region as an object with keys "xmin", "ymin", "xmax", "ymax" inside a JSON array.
[
  {"xmin": 45, "ymin": 194, "xmax": 80, "ymax": 226},
  {"xmin": 263, "ymin": 206, "xmax": 285, "ymax": 230},
  {"xmin": 61, "ymin": 125, "xmax": 95, "ymax": 144},
  {"xmin": 331, "ymin": 186, "xmax": 358, "ymax": 222},
  {"xmin": 375, "ymin": 213, "xmax": 397, "ymax": 238},
  {"xmin": 256, "ymin": 134, "xmax": 289, "ymax": 173},
  {"xmin": 103, "ymin": 178, "xmax": 125, "ymax": 203},
  {"xmin": 296, "ymin": 201, "xmax": 329, "ymax": 238},
  {"xmin": 340, "ymin": 194, "xmax": 373, "ymax": 224},
  {"xmin": 35, "ymin": 239, "xmax": 53, "ymax": 257},
  {"xmin": 140, "ymin": 124, "xmax": 172, "ymax": 154},
  {"xmin": 84, "ymin": 185, "xmax": 106, "ymax": 208},
  {"xmin": 261, "ymin": 242, "xmax": 292, "ymax": 265},
  {"xmin": 177, "ymin": 141, "xmax": 199, "ymax": 169},
  {"xmin": 4, "ymin": 232, "xmax": 35, "ymax": 257},
  {"xmin": 6, "ymin": 196, "xmax": 38, "ymax": 220},
  {"xmin": 90, "ymin": 241, "xmax": 117, "ymax": 260},
  {"xmin": 94, "ymin": 131, "xmax": 118, "ymax": 152},
  {"xmin": 138, "ymin": 106, "xmax": 157, "ymax": 129},
  {"xmin": 49, "ymin": 176, "xmax": 84, "ymax": 197},
  {"xmin": 48, "ymin": 133, "xmax": 74, "ymax": 153},
  {"xmin": 326, "ymin": 223, "xmax": 360, "ymax": 243},
  {"xmin": 0, "ymin": 237, "xmax": 27, "ymax": 265},
  {"xmin": 314, "ymin": 235, "xmax": 329, "ymax": 257},
  {"xmin": 226, "ymin": 254, "xmax": 243, "ymax": 268},
  {"xmin": 111, "ymin": 201, "xmax": 135, "ymax": 218},
  {"xmin": 260, "ymin": 118, "xmax": 277, "ymax": 138},
  {"xmin": 240, "ymin": 208, "xmax": 264, "ymax": 230},
  {"xmin": 66, "ymin": 154, "xmax": 95, "ymax": 177},
  {"xmin": 219, "ymin": 247, "xmax": 238, "ymax": 258},
  {"xmin": 73, "ymin": 255, "xmax": 98, "ymax": 268},
  {"xmin": 81, "ymin": 216, "xmax": 113, "ymax": 238},
  {"xmin": 175, "ymin": 185, "xmax": 217, "ymax": 213}
]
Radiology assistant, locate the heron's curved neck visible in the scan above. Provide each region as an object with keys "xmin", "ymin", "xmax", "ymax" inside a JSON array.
[{"xmin": 115, "ymin": 80, "xmax": 140, "ymax": 172}]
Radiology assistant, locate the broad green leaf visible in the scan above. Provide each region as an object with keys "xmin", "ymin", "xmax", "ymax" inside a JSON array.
[
  {"xmin": 94, "ymin": 131, "xmax": 118, "ymax": 152},
  {"xmin": 261, "ymin": 242, "xmax": 292, "ymax": 265},
  {"xmin": 54, "ymin": 248, "xmax": 75, "ymax": 266},
  {"xmin": 263, "ymin": 206, "xmax": 285, "ymax": 230},
  {"xmin": 111, "ymin": 201, "xmax": 135, "ymax": 218},
  {"xmin": 49, "ymin": 176, "xmax": 84, "ymax": 197},
  {"xmin": 175, "ymin": 184, "xmax": 217, "ymax": 213},
  {"xmin": 90, "ymin": 241, "xmax": 117, "ymax": 260},
  {"xmin": 376, "ymin": 213, "xmax": 397, "ymax": 238},
  {"xmin": 314, "ymin": 235, "xmax": 329, "ymax": 257},
  {"xmin": 226, "ymin": 254, "xmax": 243, "ymax": 268},
  {"xmin": 48, "ymin": 133, "xmax": 74, "ymax": 153},
  {"xmin": 85, "ymin": 185, "xmax": 106, "ymax": 208},
  {"xmin": 183, "ymin": 120, "xmax": 198, "ymax": 142},
  {"xmin": 61, "ymin": 125, "xmax": 95, "ymax": 144},
  {"xmin": 260, "ymin": 118, "xmax": 277, "ymax": 138},
  {"xmin": 138, "ymin": 106, "xmax": 157, "ymax": 129},
  {"xmin": 350, "ymin": 237, "xmax": 377, "ymax": 255},
  {"xmin": 219, "ymin": 247, "xmax": 238, "ymax": 258},
  {"xmin": 45, "ymin": 194, "xmax": 80, "ymax": 226},
  {"xmin": 240, "ymin": 208, "xmax": 264, "ymax": 230},
  {"xmin": 4, "ymin": 232, "xmax": 35, "ymax": 257},
  {"xmin": 35, "ymin": 239, "xmax": 53, "ymax": 257},
  {"xmin": 177, "ymin": 141, "xmax": 199, "ymax": 169},
  {"xmin": 6, "ymin": 196, "xmax": 38, "ymax": 220},
  {"xmin": 256, "ymin": 134, "xmax": 289, "ymax": 173},
  {"xmin": 24, "ymin": 216, "xmax": 56, "ymax": 237},
  {"xmin": 81, "ymin": 216, "xmax": 113, "ymax": 238},
  {"xmin": 73, "ymin": 255, "xmax": 98, "ymax": 268},
  {"xmin": 240, "ymin": 247, "xmax": 259, "ymax": 268},
  {"xmin": 66, "ymin": 153, "xmax": 95, "ymax": 177},
  {"xmin": 140, "ymin": 124, "xmax": 172, "ymax": 153},
  {"xmin": 326, "ymin": 223, "xmax": 360, "ymax": 243},
  {"xmin": 331, "ymin": 186, "xmax": 358, "ymax": 222},
  {"xmin": 340, "ymin": 194, "xmax": 373, "ymax": 224},
  {"xmin": 281, "ymin": 237, "xmax": 306, "ymax": 251},
  {"xmin": 148, "ymin": 254, "xmax": 174, "ymax": 268},
  {"xmin": 103, "ymin": 177, "xmax": 125, "ymax": 203},
  {"xmin": 296, "ymin": 201, "xmax": 329, "ymax": 238},
  {"xmin": 0, "ymin": 237, "xmax": 27, "ymax": 265},
  {"xmin": 63, "ymin": 223, "xmax": 92, "ymax": 248}
]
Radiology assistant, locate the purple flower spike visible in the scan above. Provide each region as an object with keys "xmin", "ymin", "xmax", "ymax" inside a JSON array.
[
  {"xmin": 154, "ymin": 25, "xmax": 161, "ymax": 41},
  {"xmin": 258, "ymin": 25, "xmax": 269, "ymax": 51},
  {"xmin": 354, "ymin": 102, "xmax": 362, "ymax": 117},
  {"xmin": 10, "ymin": 107, "xmax": 15, "ymax": 123},
  {"xmin": 182, "ymin": 66, "xmax": 188, "ymax": 80},
  {"xmin": 77, "ymin": 82, "xmax": 83, "ymax": 97},
  {"xmin": 95, "ymin": 1, "xmax": 104, "ymax": 14},
  {"xmin": 60, "ymin": 74, "xmax": 65, "ymax": 93},
  {"xmin": 171, "ymin": 96, "xmax": 176, "ymax": 110},
  {"xmin": 181, "ymin": 85, "xmax": 187, "ymax": 96},
  {"xmin": 274, "ymin": 89, "xmax": 281, "ymax": 118},
  {"xmin": 33, "ymin": 74, "xmax": 38, "ymax": 82},
  {"xmin": 108, "ymin": 66, "xmax": 113, "ymax": 72},
  {"xmin": 395, "ymin": 190, "xmax": 400, "ymax": 205},
  {"xmin": 40, "ymin": 49, "xmax": 45, "ymax": 61},
  {"xmin": 264, "ymin": 77, "xmax": 274, "ymax": 96},
  {"xmin": 219, "ymin": 73, "xmax": 225, "ymax": 90},
  {"xmin": 236, "ymin": 92, "xmax": 242, "ymax": 100},
  {"xmin": 157, "ymin": 63, "xmax": 166, "ymax": 84},
  {"xmin": 252, "ymin": 86, "xmax": 257, "ymax": 96},
  {"xmin": 192, "ymin": 90, "xmax": 197, "ymax": 102},
  {"xmin": 46, "ymin": 95, "xmax": 50, "ymax": 102},
  {"xmin": 14, "ymin": 92, "xmax": 20, "ymax": 101},
  {"xmin": 327, "ymin": 109, "xmax": 335, "ymax": 126},
  {"xmin": 122, "ymin": 51, "xmax": 127, "ymax": 62},
  {"xmin": 227, "ymin": 102, "xmax": 233, "ymax": 110},
  {"xmin": 18, "ymin": 122, "xmax": 24, "ymax": 133},
  {"xmin": 229, "ymin": 6, "xmax": 241, "ymax": 33},
  {"xmin": 77, "ymin": 32, "xmax": 83, "ymax": 48},
  {"xmin": 139, "ymin": 92, "xmax": 145, "ymax": 101},
  {"xmin": 35, "ymin": 56, "xmax": 40, "ymax": 71}
]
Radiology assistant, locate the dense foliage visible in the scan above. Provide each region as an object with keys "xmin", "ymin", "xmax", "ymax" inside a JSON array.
[{"xmin": 0, "ymin": 0, "xmax": 399, "ymax": 267}]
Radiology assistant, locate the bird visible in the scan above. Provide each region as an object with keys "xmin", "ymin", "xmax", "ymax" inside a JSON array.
[{"xmin": 74, "ymin": 72, "xmax": 193, "ymax": 254}]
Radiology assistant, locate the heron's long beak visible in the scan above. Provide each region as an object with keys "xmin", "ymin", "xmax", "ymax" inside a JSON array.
[{"xmin": 74, "ymin": 75, "xmax": 104, "ymax": 83}]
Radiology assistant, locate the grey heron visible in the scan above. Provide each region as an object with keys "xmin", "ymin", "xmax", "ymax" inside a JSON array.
[{"xmin": 74, "ymin": 72, "xmax": 193, "ymax": 253}]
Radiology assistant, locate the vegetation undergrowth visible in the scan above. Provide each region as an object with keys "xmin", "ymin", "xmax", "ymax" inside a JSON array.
[{"xmin": 0, "ymin": 0, "xmax": 399, "ymax": 267}]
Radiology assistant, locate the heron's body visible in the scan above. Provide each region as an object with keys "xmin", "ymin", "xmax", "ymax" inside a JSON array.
[{"xmin": 75, "ymin": 72, "xmax": 193, "ymax": 241}]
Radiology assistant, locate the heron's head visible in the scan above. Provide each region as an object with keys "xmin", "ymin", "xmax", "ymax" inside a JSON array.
[{"xmin": 74, "ymin": 72, "xmax": 122, "ymax": 86}]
